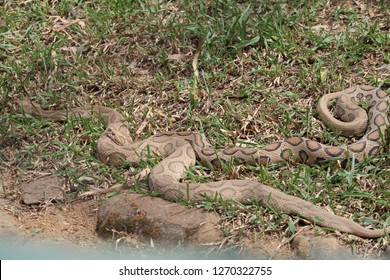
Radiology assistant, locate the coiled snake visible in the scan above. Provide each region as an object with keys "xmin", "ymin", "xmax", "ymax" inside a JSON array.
[{"xmin": 19, "ymin": 85, "xmax": 390, "ymax": 238}]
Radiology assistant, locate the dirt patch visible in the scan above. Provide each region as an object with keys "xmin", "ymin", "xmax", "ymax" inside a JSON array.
[{"xmin": 1, "ymin": 197, "xmax": 100, "ymax": 246}]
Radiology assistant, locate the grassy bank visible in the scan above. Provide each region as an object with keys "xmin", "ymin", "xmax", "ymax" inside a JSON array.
[{"xmin": 0, "ymin": 0, "xmax": 389, "ymax": 257}]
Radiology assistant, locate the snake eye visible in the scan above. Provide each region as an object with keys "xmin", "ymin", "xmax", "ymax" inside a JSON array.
[{"xmin": 106, "ymin": 128, "xmax": 125, "ymax": 145}]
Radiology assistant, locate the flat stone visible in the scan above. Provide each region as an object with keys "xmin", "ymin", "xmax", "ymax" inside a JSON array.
[
  {"xmin": 19, "ymin": 176, "xmax": 63, "ymax": 204},
  {"xmin": 96, "ymin": 193, "xmax": 223, "ymax": 245},
  {"xmin": 292, "ymin": 234, "xmax": 355, "ymax": 260},
  {"xmin": 77, "ymin": 176, "xmax": 96, "ymax": 185},
  {"xmin": 241, "ymin": 236, "xmax": 297, "ymax": 259},
  {"xmin": 383, "ymin": 246, "xmax": 390, "ymax": 260}
]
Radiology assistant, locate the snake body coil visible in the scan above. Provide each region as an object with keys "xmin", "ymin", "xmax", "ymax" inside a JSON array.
[{"xmin": 20, "ymin": 85, "xmax": 390, "ymax": 238}]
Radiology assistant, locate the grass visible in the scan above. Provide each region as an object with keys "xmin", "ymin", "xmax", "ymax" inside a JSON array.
[{"xmin": 0, "ymin": 0, "xmax": 389, "ymax": 258}]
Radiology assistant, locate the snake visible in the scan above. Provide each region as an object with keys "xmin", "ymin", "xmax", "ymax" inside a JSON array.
[{"xmin": 19, "ymin": 85, "xmax": 390, "ymax": 238}]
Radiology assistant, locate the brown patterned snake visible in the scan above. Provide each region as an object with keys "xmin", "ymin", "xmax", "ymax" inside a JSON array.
[{"xmin": 19, "ymin": 85, "xmax": 389, "ymax": 238}]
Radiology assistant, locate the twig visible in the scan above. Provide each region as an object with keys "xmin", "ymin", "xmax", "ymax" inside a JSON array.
[{"xmin": 80, "ymin": 168, "xmax": 151, "ymax": 196}]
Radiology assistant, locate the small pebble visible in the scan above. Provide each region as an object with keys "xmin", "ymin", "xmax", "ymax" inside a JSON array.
[{"xmin": 78, "ymin": 176, "xmax": 96, "ymax": 185}]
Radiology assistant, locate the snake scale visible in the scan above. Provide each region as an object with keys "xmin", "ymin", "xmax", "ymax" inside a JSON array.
[{"xmin": 19, "ymin": 85, "xmax": 390, "ymax": 238}]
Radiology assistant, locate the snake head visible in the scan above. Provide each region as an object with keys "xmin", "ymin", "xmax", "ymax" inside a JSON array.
[
  {"xmin": 98, "ymin": 123, "xmax": 133, "ymax": 166},
  {"xmin": 104, "ymin": 122, "xmax": 132, "ymax": 146}
]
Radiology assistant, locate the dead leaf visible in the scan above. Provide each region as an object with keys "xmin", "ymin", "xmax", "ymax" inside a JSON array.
[
  {"xmin": 60, "ymin": 46, "xmax": 79, "ymax": 53},
  {"xmin": 135, "ymin": 109, "xmax": 152, "ymax": 136},
  {"xmin": 353, "ymin": 0, "xmax": 366, "ymax": 11},
  {"xmin": 191, "ymin": 38, "xmax": 205, "ymax": 103},
  {"xmin": 52, "ymin": 18, "xmax": 86, "ymax": 32},
  {"xmin": 167, "ymin": 54, "xmax": 187, "ymax": 60},
  {"xmin": 60, "ymin": 45, "xmax": 91, "ymax": 54},
  {"xmin": 311, "ymin": 24, "xmax": 330, "ymax": 33}
]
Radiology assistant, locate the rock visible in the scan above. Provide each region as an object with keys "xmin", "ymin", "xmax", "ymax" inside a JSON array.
[
  {"xmin": 240, "ymin": 236, "xmax": 295, "ymax": 259},
  {"xmin": 77, "ymin": 176, "xmax": 96, "ymax": 185},
  {"xmin": 96, "ymin": 193, "xmax": 223, "ymax": 245},
  {"xmin": 19, "ymin": 176, "xmax": 63, "ymax": 204},
  {"xmin": 292, "ymin": 234, "xmax": 355, "ymax": 259},
  {"xmin": 383, "ymin": 246, "xmax": 390, "ymax": 260}
]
